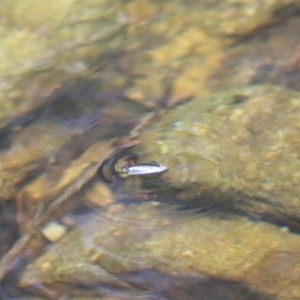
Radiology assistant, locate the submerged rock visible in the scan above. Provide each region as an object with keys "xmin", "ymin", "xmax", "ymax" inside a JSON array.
[
  {"xmin": 1, "ymin": 0, "xmax": 299, "ymax": 117},
  {"xmin": 3, "ymin": 1, "xmax": 300, "ymax": 298},
  {"xmin": 20, "ymin": 203, "xmax": 300, "ymax": 299},
  {"xmin": 128, "ymin": 85, "xmax": 300, "ymax": 228},
  {"xmin": 15, "ymin": 83, "xmax": 300, "ymax": 298}
]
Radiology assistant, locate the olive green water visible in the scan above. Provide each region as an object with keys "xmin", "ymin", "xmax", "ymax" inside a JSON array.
[{"xmin": 1, "ymin": 1, "xmax": 300, "ymax": 299}]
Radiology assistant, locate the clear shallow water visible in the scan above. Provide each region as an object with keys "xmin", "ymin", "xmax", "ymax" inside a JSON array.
[{"xmin": 1, "ymin": 1, "xmax": 300, "ymax": 299}]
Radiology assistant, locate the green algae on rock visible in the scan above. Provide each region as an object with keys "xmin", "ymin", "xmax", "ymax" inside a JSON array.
[
  {"xmin": 2, "ymin": 0, "xmax": 299, "ymax": 118},
  {"xmin": 125, "ymin": 85, "xmax": 300, "ymax": 226},
  {"xmin": 20, "ymin": 203, "xmax": 300, "ymax": 299}
]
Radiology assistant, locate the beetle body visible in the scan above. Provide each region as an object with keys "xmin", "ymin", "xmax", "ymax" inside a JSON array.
[{"xmin": 123, "ymin": 163, "xmax": 167, "ymax": 176}]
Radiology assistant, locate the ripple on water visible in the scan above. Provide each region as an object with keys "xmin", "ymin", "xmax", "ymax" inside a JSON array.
[{"xmin": 98, "ymin": 113, "xmax": 252, "ymax": 201}]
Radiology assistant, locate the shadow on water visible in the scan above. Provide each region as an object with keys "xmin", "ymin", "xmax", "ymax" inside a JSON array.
[{"xmin": 117, "ymin": 270, "xmax": 274, "ymax": 300}]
